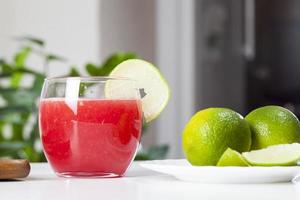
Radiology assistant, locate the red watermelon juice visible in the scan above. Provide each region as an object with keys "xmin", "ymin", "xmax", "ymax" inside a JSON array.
[{"xmin": 39, "ymin": 98, "xmax": 142, "ymax": 177}]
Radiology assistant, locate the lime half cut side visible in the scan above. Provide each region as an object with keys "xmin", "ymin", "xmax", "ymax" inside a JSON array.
[
  {"xmin": 106, "ymin": 59, "xmax": 171, "ymax": 123},
  {"xmin": 217, "ymin": 148, "xmax": 250, "ymax": 167},
  {"xmin": 242, "ymin": 143, "xmax": 300, "ymax": 166}
]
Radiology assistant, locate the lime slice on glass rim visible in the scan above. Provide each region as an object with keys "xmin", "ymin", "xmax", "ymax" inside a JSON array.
[
  {"xmin": 105, "ymin": 59, "xmax": 171, "ymax": 123},
  {"xmin": 242, "ymin": 143, "xmax": 300, "ymax": 166},
  {"xmin": 217, "ymin": 148, "xmax": 250, "ymax": 167}
]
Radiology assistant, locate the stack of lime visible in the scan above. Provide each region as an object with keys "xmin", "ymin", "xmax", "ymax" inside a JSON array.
[{"xmin": 183, "ymin": 106, "xmax": 300, "ymax": 166}]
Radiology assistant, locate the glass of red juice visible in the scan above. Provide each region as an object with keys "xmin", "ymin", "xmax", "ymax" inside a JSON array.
[{"xmin": 39, "ymin": 77, "xmax": 142, "ymax": 178}]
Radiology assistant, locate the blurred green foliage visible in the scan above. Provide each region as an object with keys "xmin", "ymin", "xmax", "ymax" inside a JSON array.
[{"xmin": 0, "ymin": 36, "xmax": 168, "ymax": 161}]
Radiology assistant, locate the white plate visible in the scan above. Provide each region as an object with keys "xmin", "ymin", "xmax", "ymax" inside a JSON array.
[{"xmin": 140, "ymin": 159, "xmax": 300, "ymax": 184}]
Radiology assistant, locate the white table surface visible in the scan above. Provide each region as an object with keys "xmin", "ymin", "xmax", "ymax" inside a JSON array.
[{"xmin": 2, "ymin": 162, "xmax": 300, "ymax": 200}]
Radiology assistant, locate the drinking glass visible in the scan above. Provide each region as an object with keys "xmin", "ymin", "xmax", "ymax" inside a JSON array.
[{"xmin": 39, "ymin": 77, "xmax": 142, "ymax": 178}]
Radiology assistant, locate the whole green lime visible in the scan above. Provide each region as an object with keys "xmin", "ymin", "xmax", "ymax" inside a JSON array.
[
  {"xmin": 182, "ymin": 108, "xmax": 252, "ymax": 166},
  {"xmin": 245, "ymin": 105, "xmax": 300, "ymax": 150}
]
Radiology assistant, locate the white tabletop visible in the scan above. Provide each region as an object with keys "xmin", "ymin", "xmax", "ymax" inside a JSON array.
[{"xmin": 2, "ymin": 162, "xmax": 300, "ymax": 200}]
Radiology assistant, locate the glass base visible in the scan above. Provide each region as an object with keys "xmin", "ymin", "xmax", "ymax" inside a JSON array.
[{"xmin": 56, "ymin": 172, "xmax": 122, "ymax": 178}]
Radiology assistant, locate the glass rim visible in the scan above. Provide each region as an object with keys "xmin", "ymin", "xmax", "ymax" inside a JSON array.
[{"xmin": 45, "ymin": 76, "xmax": 136, "ymax": 83}]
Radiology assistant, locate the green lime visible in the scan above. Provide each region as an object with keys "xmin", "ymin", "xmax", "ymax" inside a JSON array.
[
  {"xmin": 245, "ymin": 106, "xmax": 300, "ymax": 150},
  {"xmin": 182, "ymin": 108, "xmax": 252, "ymax": 166},
  {"xmin": 106, "ymin": 59, "xmax": 171, "ymax": 123},
  {"xmin": 243, "ymin": 143, "xmax": 300, "ymax": 166},
  {"xmin": 217, "ymin": 148, "xmax": 250, "ymax": 166}
]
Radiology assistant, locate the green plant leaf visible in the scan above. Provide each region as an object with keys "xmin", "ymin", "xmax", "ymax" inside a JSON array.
[
  {"xmin": 11, "ymin": 123, "xmax": 24, "ymax": 141},
  {"xmin": 10, "ymin": 72, "xmax": 23, "ymax": 88},
  {"xmin": 142, "ymin": 120, "xmax": 149, "ymax": 135},
  {"xmin": 0, "ymin": 113, "xmax": 26, "ymax": 124},
  {"xmin": 69, "ymin": 66, "xmax": 81, "ymax": 76},
  {"xmin": 46, "ymin": 54, "xmax": 67, "ymax": 63},
  {"xmin": 0, "ymin": 121, "xmax": 4, "ymax": 141},
  {"xmin": 0, "ymin": 59, "xmax": 13, "ymax": 73},
  {"xmin": 0, "ymin": 141, "xmax": 26, "ymax": 150},
  {"xmin": 85, "ymin": 63, "xmax": 100, "ymax": 75},
  {"xmin": 31, "ymin": 74, "xmax": 45, "ymax": 96},
  {"xmin": 23, "ymin": 145, "xmax": 45, "ymax": 162},
  {"xmin": 0, "ymin": 87, "xmax": 19, "ymax": 93},
  {"xmin": 85, "ymin": 52, "xmax": 138, "ymax": 76},
  {"xmin": 147, "ymin": 145, "xmax": 169, "ymax": 159},
  {"xmin": 100, "ymin": 52, "xmax": 138, "ymax": 75},
  {"xmin": 134, "ymin": 153, "xmax": 151, "ymax": 160},
  {"xmin": 135, "ymin": 144, "xmax": 169, "ymax": 160},
  {"xmin": 15, "ymin": 36, "xmax": 45, "ymax": 47},
  {"xmin": 10, "ymin": 46, "xmax": 32, "ymax": 87},
  {"xmin": 1, "ymin": 89, "xmax": 36, "ymax": 109},
  {"xmin": 0, "ymin": 107, "xmax": 29, "ymax": 129},
  {"xmin": 0, "ymin": 141, "xmax": 27, "ymax": 159},
  {"xmin": 0, "ymin": 68, "xmax": 43, "ymax": 78},
  {"xmin": 28, "ymin": 121, "xmax": 39, "ymax": 144},
  {"xmin": 0, "ymin": 106, "xmax": 30, "ymax": 114},
  {"xmin": 18, "ymin": 68, "xmax": 44, "ymax": 76},
  {"xmin": 14, "ymin": 47, "xmax": 32, "ymax": 68},
  {"xmin": 0, "ymin": 73, "xmax": 13, "ymax": 78}
]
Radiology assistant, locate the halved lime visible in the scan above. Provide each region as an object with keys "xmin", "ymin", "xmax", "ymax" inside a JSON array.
[
  {"xmin": 217, "ymin": 148, "xmax": 250, "ymax": 166},
  {"xmin": 106, "ymin": 59, "xmax": 170, "ymax": 123},
  {"xmin": 242, "ymin": 143, "xmax": 300, "ymax": 166}
]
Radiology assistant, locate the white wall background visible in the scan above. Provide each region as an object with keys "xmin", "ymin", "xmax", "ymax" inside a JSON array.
[
  {"xmin": 155, "ymin": 0, "xmax": 195, "ymax": 157},
  {"xmin": 100, "ymin": 0, "xmax": 155, "ymax": 62},
  {"xmin": 0, "ymin": 0, "xmax": 101, "ymax": 76}
]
